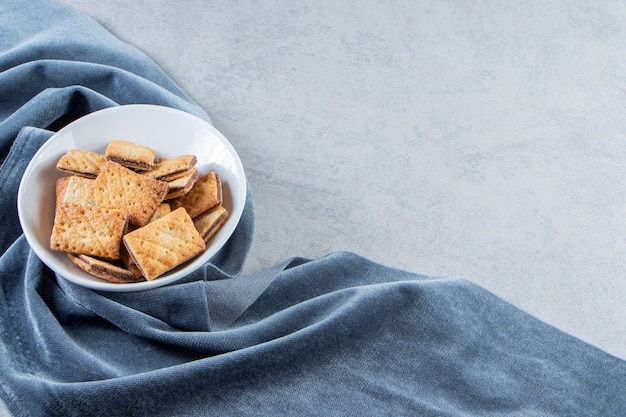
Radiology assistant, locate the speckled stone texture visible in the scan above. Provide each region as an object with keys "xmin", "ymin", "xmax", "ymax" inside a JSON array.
[{"xmin": 2, "ymin": 1, "xmax": 625, "ymax": 415}]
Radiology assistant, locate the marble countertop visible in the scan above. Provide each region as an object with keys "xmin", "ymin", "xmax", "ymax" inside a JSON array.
[{"xmin": 58, "ymin": 0, "xmax": 625, "ymax": 360}]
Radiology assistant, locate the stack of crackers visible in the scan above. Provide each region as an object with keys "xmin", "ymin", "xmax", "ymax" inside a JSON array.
[{"xmin": 50, "ymin": 140, "xmax": 229, "ymax": 283}]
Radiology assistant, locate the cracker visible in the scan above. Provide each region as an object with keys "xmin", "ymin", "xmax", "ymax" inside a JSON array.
[
  {"xmin": 149, "ymin": 203, "xmax": 171, "ymax": 223},
  {"xmin": 169, "ymin": 171, "xmax": 222, "ymax": 218},
  {"xmin": 120, "ymin": 203, "xmax": 170, "ymax": 276},
  {"xmin": 68, "ymin": 254, "xmax": 144, "ymax": 283},
  {"xmin": 119, "ymin": 243, "xmax": 142, "ymax": 277},
  {"xmin": 141, "ymin": 155, "xmax": 197, "ymax": 180},
  {"xmin": 86, "ymin": 161, "xmax": 168, "ymax": 227},
  {"xmin": 105, "ymin": 140, "xmax": 155, "ymax": 170},
  {"xmin": 57, "ymin": 176, "xmax": 93, "ymax": 205},
  {"xmin": 56, "ymin": 149, "xmax": 107, "ymax": 178},
  {"xmin": 55, "ymin": 177, "xmax": 70, "ymax": 207},
  {"xmin": 160, "ymin": 167, "xmax": 198, "ymax": 182},
  {"xmin": 193, "ymin": 205, "xmax": 229, "ymax": 244},
  {"xmin": 50, "ymin": 202, "xmax": 128, "ymax": 259},
  {"xmin": 123, "ymin": 207, "xmax": 206, "ymax": 280},
  {"xmin": 164, "ymin": 168, "xmax": 199, "ymax": 200}
]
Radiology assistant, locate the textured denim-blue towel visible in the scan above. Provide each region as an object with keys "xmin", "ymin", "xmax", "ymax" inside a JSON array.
[{"xmin": 1, "ymin": 1, "xmax": 625, "ymax": 416}]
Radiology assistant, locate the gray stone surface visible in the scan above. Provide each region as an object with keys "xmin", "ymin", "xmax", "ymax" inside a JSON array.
[{"xmin": 4, "ymin": 1, "xmax": 626, "ymax": 415}]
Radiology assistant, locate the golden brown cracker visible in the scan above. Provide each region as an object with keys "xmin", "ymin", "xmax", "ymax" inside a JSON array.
[
  {"xmin": 86, "ymin": 161, "xmax": 168, "ymax": 227},
  {"xmin": 56, "ymin": 149, "xmax": 107, "ymax": 178},
  {"xmin": 50, "ymin": 202, "xmax": 128, "ymax": 259},
  {"xmin": 164, "ymin": 168, "xmax": 199, "ymax": 200},
  {"xmin": 119, "ymin": 243, "xmax": 142, "ymax": 278},
  {"xmin": 59, "ymin": 176, "xmax": 93, "ymax": 205},
  {"xmin": 55, "ymin": 177, "xmax": 70, "ymax": 207},
  {"xmin": 105, "ymin": 140, "xmax": 156, "ymax": 170},
  {"xmin": 68, "ymin": 254, "xmax": 144, "ymax": 283},
  {"xmin": 169, "ymin": 171, "xmax": 222, "ymax": 218},
  {"xmin": 193, "ymin": 205, "xmax": 229, "ymax": 244},
  {"xmin": 141, "ymin": 155, "xmax": 197, "ymax": 180},
  {"xmin": 123, "ymin": 207, "xmax": 206, "ymax": 280},
  {"xmin": 149, "ymin": 203, "xmax": 171, "ymax": 223}
]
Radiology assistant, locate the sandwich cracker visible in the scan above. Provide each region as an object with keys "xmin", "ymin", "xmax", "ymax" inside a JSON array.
[
  {"xmin": 149, "ymin": 203, "xmax": 171, "ymax": 223},
  {"xmin": 123, "ymin": 207, "xmax": 206, "ymax": 280},
  {"xmin": 141, "ymin": 155, "xmax": 198, "ymax": 180},
  {"xmin": 193, "ymin": 205, "xmax": 229, "ymax": 244},
  {"xmin": 164, "ymin": 168, "xmax": 199, "ymax": 200},
  {"xmin": 86, "ymin": 161, "xmax": 168, "ymax": 227},
  {"xmin": 68, "ymin": 254, "xmax": 144, "ymax": 283},
  {"xmin": 50, "ymin": 202, "xmax": 128, "ymax": 259},
  {"xmin": 56, "ymin": 175, "xmax": 93, "ymax": 205},
  {"xmin": 56, "ymin": 149, "xmax": 107, "ymax": 178},
  {"xmin": 105, "ymin": 140, "xmax": 156, "ymax": 170},
  {"xmin": 169, "ymin": 171, "xmax": 222, "ymax": 218}
]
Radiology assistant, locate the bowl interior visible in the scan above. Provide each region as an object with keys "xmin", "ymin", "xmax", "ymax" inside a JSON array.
[{"xmin": 17, "ymin": 105, "xmax": 246, "ymax": 292}]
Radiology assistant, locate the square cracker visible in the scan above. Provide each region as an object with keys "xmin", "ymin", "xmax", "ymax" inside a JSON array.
[
  {"xmin": 141, "ymin": 154, "xmax": 197, "ymax": 180},
  {"xmin": 55, "ymin": 177, "xmax": 71, "ymax": 207},
  {"xmin": 105, "ymin": 140, "xmax": 155, "ymax": 170},
  {"xmin": 68, "ymin": 254, "xmax": 144, "ymax": 283},
  {"xmin": 56, "ymin": 149, "xmax": 107, "ymax": 178},
  {"xmin": 164, "ymin": 168, "xmax": 199, "ymax": 200},
  {"xmin": 169, "ymin": 171, "xmax": 222, "ymax": 218},
  {"xmin": 50, "ymin": 202, "xmax": 128, "ymax": 259},
  {"xmin": 86, "ymin": 161, "xmax": 168, "ymax": 227},
  {"xmin": 149, "ymin": 203, "xmax": 171, "ymax": 223},
  {"xmin": 123, "ymin": 207, "xmax": 206, "ymax": 280},
  {"xmin": 193, "ymin": 205, "xmax": 228, "ymax": 244},
  {"xmin": 56, "ymin": 175, "xmax": 93, "ymax": 206}
]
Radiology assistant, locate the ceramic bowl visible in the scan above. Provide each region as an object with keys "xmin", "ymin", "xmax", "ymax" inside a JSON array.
[{"xmin": 17, "ymin": 104, "xmax": 246, "ymax": 292}]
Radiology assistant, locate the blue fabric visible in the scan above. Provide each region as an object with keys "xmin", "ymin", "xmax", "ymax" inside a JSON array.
[{"xmin": 1, "ymin": 1, "xmax": 625, "ymax": 416}]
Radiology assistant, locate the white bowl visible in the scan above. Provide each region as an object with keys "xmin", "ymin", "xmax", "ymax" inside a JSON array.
[{"xmin": 17, "ymin": 104, "xmax": 246, "ymax": 292}]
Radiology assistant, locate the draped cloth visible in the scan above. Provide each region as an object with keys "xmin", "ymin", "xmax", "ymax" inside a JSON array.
[{"xmin": 1, "ymin": 1, "xmax": 624, "ymax": 416}]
